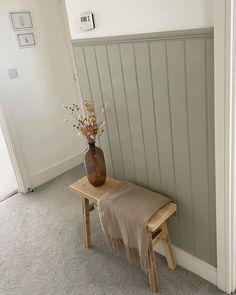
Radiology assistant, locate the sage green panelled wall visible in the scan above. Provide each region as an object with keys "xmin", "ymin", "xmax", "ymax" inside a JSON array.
[{"xmin": 72, "ymin": 28, "xmax": 216, "ymax": 267}]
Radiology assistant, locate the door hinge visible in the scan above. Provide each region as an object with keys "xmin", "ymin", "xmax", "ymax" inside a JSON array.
[{"xmin": 73, "ymin": 73, "xmax": 78, "ymax": 82}]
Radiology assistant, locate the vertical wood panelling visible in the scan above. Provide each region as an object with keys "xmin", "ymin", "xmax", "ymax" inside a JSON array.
[
  {"xmin": 149, "ymin": 41, "xmax": 179, "ymax": 245},
  {"xmin": 185, "ymin": 39, "xmax": 210, "ymax": 263},
  {"xmin": 73, "ymin": 47, "xmax": 91, "ymax": 99},
  {"xmin": 94, "ymin": 45, "xmax": 124, "ymax": 180},
  {"xmin": 206, "ymin": 38, "xmax": 217, "ymax": 267},
  {"xmin": 82, "ymin": 46, "xmax": 114, "ymax": 177},
  {"xmin": 167, "ymin": 40, "xmax": 194, "ymax": 254},
  {"xmin": 120, "ymin": 43, "xmax": 148, "ymax": 187},
  {"xmin": 134, "ymin": 42, "xmax": 162, "ymax": 191},
  {"xmin": 72, "ymin": 29, "xmax": 215, "ymax": 266},
  {"xmin": 107, "ymin": 44, "xmax": 136, "ymax": 182}
]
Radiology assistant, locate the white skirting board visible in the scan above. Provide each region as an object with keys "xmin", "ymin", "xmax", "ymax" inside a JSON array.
[
  {"xmin": 29, "ymin": 153, "xmax": 84, "ymax": 189},
  {"xmin": 154, "ymin": 243, "xmax": 217, "ymax": 286}
]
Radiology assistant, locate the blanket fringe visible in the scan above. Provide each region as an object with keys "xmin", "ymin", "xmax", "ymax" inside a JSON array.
[{"xmin": 104, "ymin": 234, "xmax": 150, "ymax": 273}]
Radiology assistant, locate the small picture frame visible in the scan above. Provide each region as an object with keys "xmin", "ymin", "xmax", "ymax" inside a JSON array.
[
  {"xmin": 9, "ymin": 11, "xmax": 33, "ymax": 31},
  {"xmin": 17, "ymin": 33, "xmax": 36, "ymax": 48}
]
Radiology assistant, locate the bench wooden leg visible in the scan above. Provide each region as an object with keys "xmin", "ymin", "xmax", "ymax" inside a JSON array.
[
  {"xmin": 148, "ymin": 231, "xmax": 158, "ymax": 292},
  {"xmin": 161, "ymin": 222, "xmax": 176, "ymax": 270},
  {"xmin": 82, "ymin": 197, "xmax": 91, "ymax": 248}
]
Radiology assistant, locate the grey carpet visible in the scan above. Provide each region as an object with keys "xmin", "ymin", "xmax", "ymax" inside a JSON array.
[{"xmin": 0, "ymin": 165, "xmax": 226, "ymax": 295}]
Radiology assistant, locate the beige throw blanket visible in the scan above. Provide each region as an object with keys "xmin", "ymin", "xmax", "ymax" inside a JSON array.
[{"xmin": 98, "ymin": 182, "xmax": 171, "ymax": 272}]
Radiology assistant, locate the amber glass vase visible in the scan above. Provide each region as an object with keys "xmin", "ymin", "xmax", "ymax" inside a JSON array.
[{"xmin": 84, "ymin": 142, "xmax": 106, "ymax": 186}]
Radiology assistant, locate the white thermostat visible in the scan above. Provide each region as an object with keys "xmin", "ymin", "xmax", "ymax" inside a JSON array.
[{"xmin": 79, "ymin": 13, "xmax": 95, "ymax": 31}]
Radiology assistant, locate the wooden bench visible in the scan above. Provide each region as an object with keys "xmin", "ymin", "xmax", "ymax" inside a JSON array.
[{"xmin": 70, "ymin": 176, "xmax": 177, "ymax": 292}]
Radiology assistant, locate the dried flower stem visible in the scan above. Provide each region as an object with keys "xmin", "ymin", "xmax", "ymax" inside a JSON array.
[{"xmin": 63, "ymin": 100, "xmax": 107, "ymax": 144}]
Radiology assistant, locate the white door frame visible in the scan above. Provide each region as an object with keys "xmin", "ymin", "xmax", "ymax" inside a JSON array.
[
  {"xmin": 57, "ymin": 0, "xmax": 83, "ymax": 106},
  {"xmin": 0, "ymin": 100, "xmax": 29, "ymax": 193},
  {"xmin": 214, "ymin": 0, "xmax": 236, "ymax": 293}
]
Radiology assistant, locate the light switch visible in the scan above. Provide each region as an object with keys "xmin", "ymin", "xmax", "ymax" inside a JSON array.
[{"xmin": 8, "ymin": 68, "xmax": 19, "ymax": 79}]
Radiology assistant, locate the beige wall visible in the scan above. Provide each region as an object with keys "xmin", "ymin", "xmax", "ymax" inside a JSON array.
[{"xmin": 0, "ymin": 0, "xmax": 85, "ymax": 189}]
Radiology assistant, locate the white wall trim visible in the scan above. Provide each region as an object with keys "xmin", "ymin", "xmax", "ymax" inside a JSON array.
[
  {"xmin": 29, "ymin": 152, "xmax": 84, "ymax": 189},
  {"xmin": 154, "ymin": 243, "xmax": 217, "ymax": 286},
  {"xmin": 214, "ymin": 0, "xmax": 236, "ymax": 293},
  {"xmin": 58, "ymin": 0, "xmax": 84, "ymax": 108},
  {"xmin": 0, "ymin": 101, "xmax": 30, "ymax": 193}
]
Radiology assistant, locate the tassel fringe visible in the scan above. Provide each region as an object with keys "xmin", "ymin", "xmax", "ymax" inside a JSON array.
[{"xmin": 104, "ymin": 234, "xmax": 150, "ymax": 273}]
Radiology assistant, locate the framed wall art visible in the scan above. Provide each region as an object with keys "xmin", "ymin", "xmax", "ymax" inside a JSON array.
[
  {"xmin": 17, "ymin": 33, "xmax": 36, "ymax": 48},
  {"xmin": 9, "ymin": 11, "xmax": 33, "ymax": 31}
]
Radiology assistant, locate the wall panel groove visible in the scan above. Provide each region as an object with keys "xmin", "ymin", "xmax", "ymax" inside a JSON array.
[
  {"xmin": 120, "ymin": 43, "xmax": 149, "ymax": 186},
  {"xmin": 132, "ymin": 43, "xmax": 150, "ymax": 187},
  {"xmin": 151, "ymin": 40, "xmax": 180, "ymax": 245},
  {"xmin": 147, "ymin": 42, "xmax": 163, "ymax": 192},
  {"xmin": 134, "ymin": 42, "xmax": 162, "ymax": 190},
  {"xmin": 117, "ymin": 44, "xmax": 137, "ymax": 181},
  {"xmin": 94, "ymin": 45, "xmax": 124, "ymax": 179},
  {"xmin": 206, "ymin": 38, "xmax": 216, "ymax": 265},
  {"xmin": 183, "ymin": 40, "xmax": 196, "ymax": 256},
  {"xmin": 185, "ymin": 38, "xmax": 211, "ymax": 262},
  {"xmin": 83, "ymin": 46, "xmax": 114, "ymax": 176},
  {"xmin": 105, "ymin": 45, "xmax": 126, "ymax": 179},
  {"xmin": 167, "ymin": 40, "xmax": 194, "ymax": 254},
  {"xmin": 72, "ymin": 28, "xmax": 216, "ymax": 266},
  {"xmin": 204, "ymin": 39, "xmax": 211, "ymax": 261}
]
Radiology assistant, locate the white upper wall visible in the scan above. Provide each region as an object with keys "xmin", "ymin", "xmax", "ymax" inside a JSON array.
[
  {"xmin": 65, "ymin": 0, "xmax": 214, "ymax": 39},
  {"xmin": 0, "ymin": 0, "xmax": 85, "ymax": 188}
]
